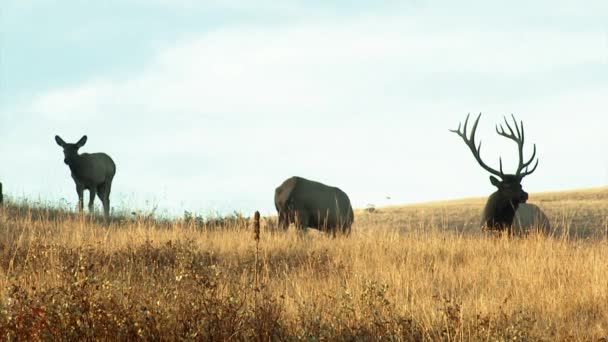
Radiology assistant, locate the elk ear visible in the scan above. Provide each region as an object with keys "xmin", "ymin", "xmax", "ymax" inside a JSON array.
[
  {"xmin": 489, "ymin": 176, "xmax": 501, "ymax": 188},
  {"xmin": 55, "ymin": 135, "xmax": 66, "ymax": 147},
  {"xmin": 76, "ymin": 135, "xmax": 88, "ymax": 148}
]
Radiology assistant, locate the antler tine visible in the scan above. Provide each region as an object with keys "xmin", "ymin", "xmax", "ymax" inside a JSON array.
[
  {"xmin": 513, "ymin": 117, "xmax": 538, "ymax": 177},
  {"xmin": 510, "ymin": 114, "xmax": 522, "ymax": 140},
  {"xmin": 518, "ymin": 143, "xmax": 538, "ymax": 175},
  {"xmin": 448, "ymin": 113, "xmax": 468, "ymax": 136},
  {"xmin": 462, "ymin": 113, "xmax": 471, "ymax": 136},
  {"xmin": 520, "ymin": 157, "xmax": 539, "ymax": 177},
  {"xmin": 496, "ymin": 116, "xmax": 516, "ymax": 139},
  {"xmin": 512, "ymin": 114, "xmax": 523, "ymax": 144},
  {"xmin": 496, "ymin": 115, "xmax": 520, "ymax": 140},
  {"xmin": 494, "ymin": 114, "xmax": 538, "ymax": 177},
  {"xmin": 449, "ymin": 113, "xmax": 503, "ymax": 177},
  {"xmin": 499, "ymin": 157, "xmax": 504, "ymax": 175}
]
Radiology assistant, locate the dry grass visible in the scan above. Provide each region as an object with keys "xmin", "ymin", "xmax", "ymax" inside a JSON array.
[{"xmin": 0, "ymin": 187, "xmax": 607, "ymax": 340}]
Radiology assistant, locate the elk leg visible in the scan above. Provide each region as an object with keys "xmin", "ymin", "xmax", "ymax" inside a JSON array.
[
  {"xmin": 278, "ymin": 211, "xmax": 289, "ymax": 231},
  {"xmin": 97, "ymin": 182, "xmax": 112, "ymax": 219},
  {"xmin": 295, "ymin": 211, "xmax": 309, "ymax": 231},
  {"xmin": 76, "ymin": 184, "xmax": 84, "ymax": 213},
  {"xmin": 88, "ymin": 188, "xmax": 97, "ymax": 213},
  {"xmin": 294, "ymin": 213, "xmax": 309, "ymax": 239}
]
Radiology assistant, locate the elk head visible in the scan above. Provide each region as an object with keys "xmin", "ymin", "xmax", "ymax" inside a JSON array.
[
  {"xmin": 450, "ymin": 113, "xmax": 539, "ymax": 231},
  {"xmin": 55, "ymin": 135, "xmax": 87, "ymax": 165}
]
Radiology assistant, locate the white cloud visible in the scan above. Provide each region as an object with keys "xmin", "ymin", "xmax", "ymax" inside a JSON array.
[{"xmin": 27, "ymin": 18, "xmax": 606, "ymax": 122}]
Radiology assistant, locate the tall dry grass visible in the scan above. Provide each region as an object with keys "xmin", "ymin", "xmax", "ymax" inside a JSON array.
[{"xmin": 0, "ymin": 187, "xmax": 607, "ymax": 340}]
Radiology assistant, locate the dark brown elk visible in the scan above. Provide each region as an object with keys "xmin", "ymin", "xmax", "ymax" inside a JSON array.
[
  {"xmin": 450, "ymin": 113, "xmax": 545, "ymax": 233},
  {"xmin": 275, "ymin": 176, "xmax": 354, "ymax": 236},
  {"xmin": 55, "ymin": 135, "xmax": 116, "ymax": 220}
]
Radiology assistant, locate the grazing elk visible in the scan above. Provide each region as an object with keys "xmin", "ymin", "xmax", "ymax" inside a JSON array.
[
  {"xmin": 450, "ymin": 113, "xmax": 549, "ymax": 233},
  {"xmin": 55, "ymin": 135, "xmax": 116, "ymax": 220},
  {"xmin": 275, "ymin": 176, "xmax": 354, "ymax": 236}
]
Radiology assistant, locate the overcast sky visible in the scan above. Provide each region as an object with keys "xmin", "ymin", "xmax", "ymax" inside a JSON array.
[{"xmin": 1, "ymin": 1, "xmax": 607, "ymax": 217}]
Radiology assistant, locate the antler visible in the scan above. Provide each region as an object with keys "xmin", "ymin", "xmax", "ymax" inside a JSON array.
[
  {"xmin": 495, "ymin": 114, "xmax": 538, "ymax": 177},
  {"xmin": 450, "ymin": 113, "xmax": 504, "ymax": 177}
]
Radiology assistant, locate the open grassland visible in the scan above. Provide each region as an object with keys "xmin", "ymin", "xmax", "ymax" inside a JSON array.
[{"xmin": 0, "ymin": 187, "xmax": 607, "ymax": 340}]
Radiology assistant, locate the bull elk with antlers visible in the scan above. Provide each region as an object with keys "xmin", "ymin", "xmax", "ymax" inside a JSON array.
[{"xmin": 450, "ymin": 113, "xmax": 550, "ymax": 234}]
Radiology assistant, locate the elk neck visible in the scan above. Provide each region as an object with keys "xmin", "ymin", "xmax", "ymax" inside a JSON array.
[{"xmin": 65, "ymin": 154, "xmax": 85, "ymax": 174}]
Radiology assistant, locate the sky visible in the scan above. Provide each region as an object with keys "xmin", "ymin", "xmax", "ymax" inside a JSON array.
[{"xmin": 1, "ymin": 0, "xmax": 607, "ymax": 217}]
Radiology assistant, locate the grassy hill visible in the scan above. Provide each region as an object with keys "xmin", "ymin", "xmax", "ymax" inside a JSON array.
[
  {"xmin": 0, "ymin": 187, "xmax": 606, "ymax": 340},
  {"xmin": 357, "ymin": 186, "xmax": 608, "ymax": 238}
]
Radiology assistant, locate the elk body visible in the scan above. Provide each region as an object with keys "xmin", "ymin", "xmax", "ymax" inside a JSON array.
[
  {"xmin": 512, "ymin": 203, "xmax": 551, "ymax": 234},
  {"xmin": 274, "ymin": 176, "xmax": 354, "ymax": 235},
  {"xmin": 450, "ymin": 113, "xmax": 549, "ymax": 233},
  {"xmin": 55, "ymin": 135, "xmax": 116, "ymax": 219}
]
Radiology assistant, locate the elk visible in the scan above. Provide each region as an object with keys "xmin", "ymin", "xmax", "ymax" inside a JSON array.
[
  {"xmin": 275, "ymin": 176, "xmax": 354, "ymax": 236},
  {"xmin": 450, "ymin": 113, "xmax": 547, "ymax": 233},
  {"xmin": 513, "ymin": 203, "xmax": 551, "ymax": 234},
  {"xmin": 55, "ymin": 135, "xmax": 116, "ymax": 220}
]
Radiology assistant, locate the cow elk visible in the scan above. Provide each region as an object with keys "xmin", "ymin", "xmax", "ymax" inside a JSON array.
[
  {"xmin": 275, "ymin": 176, "xmax": 354, "ymax": 236},
  {"xmin": 55, "ymin": 135, "xmax": 116, "ymax": 220}
]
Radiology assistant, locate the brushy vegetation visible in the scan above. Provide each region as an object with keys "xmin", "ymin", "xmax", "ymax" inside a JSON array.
[{"xmin": 0, "ymin": 187, "xmax": 607, "ymax": 340}]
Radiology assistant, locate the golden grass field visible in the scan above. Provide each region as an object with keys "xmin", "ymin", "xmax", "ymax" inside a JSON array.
[{"xmin": 0, "ymin": 187, "xmax": 607, "ymax": 340}]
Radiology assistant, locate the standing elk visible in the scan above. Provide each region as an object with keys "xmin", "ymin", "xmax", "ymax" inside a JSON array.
[
  {"xmin": 450, "ymin": 113, "xmax": 550, "ymax": 234},
  {"xmin": 55, "ymin": 135, "xmax": 116, "ymax": 220},
  {"xmin": 274, "ymin": 176, "xmax": 354, "ymax": 236}
]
